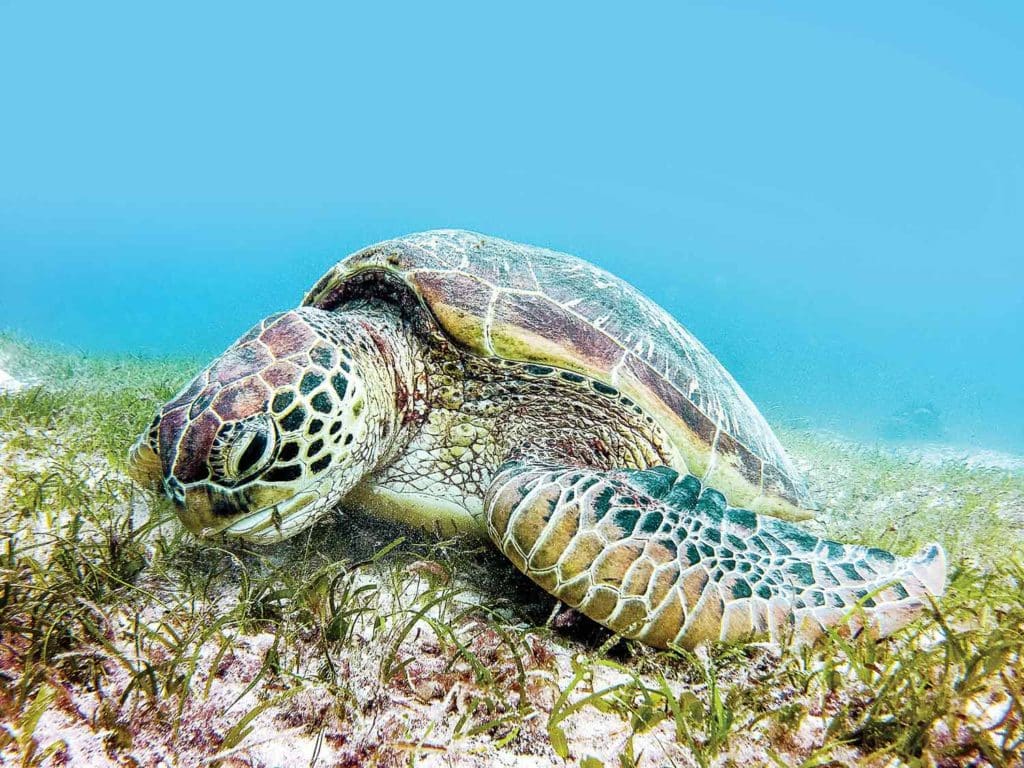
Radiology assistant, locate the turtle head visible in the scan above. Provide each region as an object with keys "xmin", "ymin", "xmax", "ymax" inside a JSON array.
[{"xmin": 129, "ymin": 307, "xmax": 399, "ymax": 543}]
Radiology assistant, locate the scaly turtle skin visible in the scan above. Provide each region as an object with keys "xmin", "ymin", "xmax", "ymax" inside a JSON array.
[{"xmin": 129, "ymin": 230, "xmax": 945, "ymax": 648}]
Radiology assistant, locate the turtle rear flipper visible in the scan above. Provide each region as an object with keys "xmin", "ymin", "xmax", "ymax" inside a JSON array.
[{"xmin": 484, "ymin": 462, "xmax": 947, "ymax": 649}]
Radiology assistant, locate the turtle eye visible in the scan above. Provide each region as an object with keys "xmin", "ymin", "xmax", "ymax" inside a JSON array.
[
  {"xmin": 236, "ymin": 430, "xmax": 269, "ymax": 475},
  {"xmin": 214, "ymin": 417, "xmax": 278, "ymax": 485}
]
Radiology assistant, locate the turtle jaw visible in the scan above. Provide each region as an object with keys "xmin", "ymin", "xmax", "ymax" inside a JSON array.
[
  {"xmin": 216, "ymin": 491, "xmax": 322, "ymax": 543},
  {"xmin": 214, "ymin": 458, "xmax": 375, "ymax": 543},
  {"xmin": 168, "ymin": 479, "xmax": 330, "ymax": 544}
]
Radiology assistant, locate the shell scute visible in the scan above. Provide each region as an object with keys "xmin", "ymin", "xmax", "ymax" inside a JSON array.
[
  {"xmin": 407, "ymin": 269, "xmax": 493, "ymax": 356},
  {"xmin": 713, "ymin": 429, "xmax": 765, "ymax": 498},
  {"xmin": 489, "ymin": 291, "xmax": 622, "ymax": 373}
]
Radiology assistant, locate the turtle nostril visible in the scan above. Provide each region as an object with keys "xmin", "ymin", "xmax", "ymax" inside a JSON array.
[{"xmin": 165, "ymin": 476, "xmax": 186, "ymax": 507}]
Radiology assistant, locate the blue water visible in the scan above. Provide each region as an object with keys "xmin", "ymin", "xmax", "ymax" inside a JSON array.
[{"xmin": 2, "ymin": 2, "xmax": 1022, "ymax": 451}]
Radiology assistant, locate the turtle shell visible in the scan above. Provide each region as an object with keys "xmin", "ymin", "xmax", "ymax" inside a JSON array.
[{"xmin": 303, "ymin": 230, "xmax": 814, "ymax": 520}]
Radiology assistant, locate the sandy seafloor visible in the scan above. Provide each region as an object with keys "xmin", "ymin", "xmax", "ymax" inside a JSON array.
[{"xmin": 1, "ymin": 355, "xmax": 1021, "ymax": 768}]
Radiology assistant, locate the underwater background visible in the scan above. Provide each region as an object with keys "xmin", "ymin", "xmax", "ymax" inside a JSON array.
[{"xmin": 1, "ymin": 1, "xmax": 1022, "ymax": 452}]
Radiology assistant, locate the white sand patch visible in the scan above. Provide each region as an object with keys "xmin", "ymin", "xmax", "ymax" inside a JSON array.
[
  {"xmin": 0, "ymin": 365, "xmax": 24, "ymax": 393},
  {"xmin": 897, "ymin": 443, "xmax": 1024, "ymax": 472}
]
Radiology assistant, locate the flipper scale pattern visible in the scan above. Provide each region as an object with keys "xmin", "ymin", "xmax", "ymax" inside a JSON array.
[{"xmin": 485, "ymin": 462, "xmax": 946, "ymax": 649}]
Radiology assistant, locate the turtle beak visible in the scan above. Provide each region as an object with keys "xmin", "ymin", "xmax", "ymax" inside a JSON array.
[{"xmin": 128, "ymin": 434, "xmax": 163, "ymax": 492}]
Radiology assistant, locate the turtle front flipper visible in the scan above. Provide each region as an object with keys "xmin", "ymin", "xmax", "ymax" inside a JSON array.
[{"xmin": 484, "ymin": 462, "xmax": 946, "ymax": 649}]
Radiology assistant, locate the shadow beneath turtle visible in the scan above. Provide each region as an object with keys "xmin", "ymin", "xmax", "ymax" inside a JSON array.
[{"xmin": 231, "ymin": 502, "xmax": 616, "ymax": 651}]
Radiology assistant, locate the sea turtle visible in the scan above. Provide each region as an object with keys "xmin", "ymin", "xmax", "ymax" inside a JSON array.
[{"xmin": 129, "ymin": 230, "xmax": 945, "ymax": 648}]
